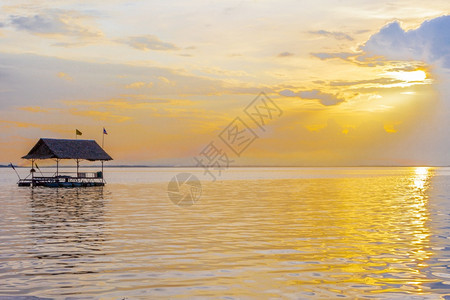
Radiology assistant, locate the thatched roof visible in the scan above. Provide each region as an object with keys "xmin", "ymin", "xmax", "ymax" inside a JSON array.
[{"xmin": 22, "ymin": 138, "xmax": 113, "ymax": 161}]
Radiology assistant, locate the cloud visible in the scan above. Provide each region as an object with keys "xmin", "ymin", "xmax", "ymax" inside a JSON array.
[
  {"xmin": 157, "ymin": 76, "xmax": 175, "ymax": 85},
  {"xmin": 68, "ymin": 108, "xmax": 132, "ymax": 123},
  {"xmin": 0, "ymin": 52, "xmax": 270, "ymax": 111},
  {"xmin": 62, "ymin": 98, "xmax": 225, "ymax": 126},
  {"xmin": 358, "ymin": 15, "xmax": 450, "ymax": 165},
  {"xmin": 9, "ymin": 11, "xmax": 102, "ymax": 39},
  {"xmin": 309, "ymin": 16, "xmax": 450, "ymax": 68},
  {"xmin": 280, "ymin": 89, "xmax": 345, "ymax": 106},
  {"xmin": 311, "ymin": 51, "xmax": 386, "ymax": 67},
  {"xmin": 57, "ymin": 72, "xmax": 73, "ymax": 81},
  {"xmin": 277, "ymin": 52, "xmax": 294, "ymax": 57},
  {"xmin": 63, "ymin": 98, "xmax": 176, "ymax": 112},
  {"xmin": 0, "ymin": 120, "xmax": 45, "ymax": 129},
  {"xmin": 118, "ymin": 35, "xmax": 179, "ymax": 51},
  {"xmin": 362, "ymin": 15, "xmax": 450, "ymax": 68},
  {"xmin": 329, "ymin": 78, "xmax": 402, "ymax": 87},
  {"xmin": 311, "ymin": 52, "xmax": 356, "ymax": 60},
  {"xmin": 19, "ymin": 106, "xmax": 50, "ymax": 113},
  {"xmin": 11, "ymin": 14, "xmax": 63, "ymax": 34},
  {"xmin": 125, "ymin": 81, "xmax": 153, "ymax": 89},
  {"xmin": 309, "ymin": 30, "xmax": 354, "ymax": 41},
  {"xmin": 198, "ymin": 67, "xmax": 249, "ymax": 77}
]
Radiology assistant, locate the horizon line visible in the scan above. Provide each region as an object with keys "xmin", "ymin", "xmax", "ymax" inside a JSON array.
[{"xmin": 1, "ymin": 164, "xmax": 449, "ymax": 168}]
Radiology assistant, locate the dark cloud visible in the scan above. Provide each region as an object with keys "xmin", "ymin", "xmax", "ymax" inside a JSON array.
[
  {"xmin": 311, "ymin": 52, "xmax": 356, "ymax": 60},
  {"xmin": 10, "ymin": 15, "xmax": 63, "ymax": 34},
  {"xmin": 310, "ymin": 16, "xmax": 450, "ymax": 70},
  {"xmin": 309, "ymin": 30, "xmax": 354, "ymax": 41},
  {"xmin": 277, "ymin": 52, "xmax": 294, "ymax": 57},
  {"xmin": 280, "ymin": 89, "xmax": 344, "ymax": 106},
  {"xmin": 385, "ymin": 64, "xmax": 423, "ymax": 72},
  {"xmin": 329, "ymin": 78, "xmax": 402, "ymax": 87},
  {"xmin": 362, "ymin": 15, "xmax": 450, "ymax": 68},
  {"xmin": 9, "ymin": 12, "xmax": 102, "ymax": 38},
  {"xmin": 118, "ymin": 35, "xmax": 179, "ymax": 51},
  {"xmin": 311, "ymin": 51, "xmax": 385, "ymax": 67},
  {"xmin": 354, "ymin": 29, "xmax": 371, "ymax": 34}
]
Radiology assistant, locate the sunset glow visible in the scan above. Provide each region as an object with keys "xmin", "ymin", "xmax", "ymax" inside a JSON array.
[
  {"xmin": 385, "ymin": 70, "xmax": 427, "ymax": 82},
  {"xmin": 1, "ymin": 2, "xmax": 450, "ymax": 298},
  {"xmin": 0, "ymin": 1, "xmax": 449, "ymax": 166}
]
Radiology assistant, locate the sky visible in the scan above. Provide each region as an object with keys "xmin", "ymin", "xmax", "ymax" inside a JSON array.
[{"xmin": 0, "ymin": 0, "xmax": 449, "ymax": 166}]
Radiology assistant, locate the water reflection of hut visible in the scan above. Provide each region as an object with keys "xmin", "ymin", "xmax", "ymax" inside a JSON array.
[
  {"xmin": 18, "ymin": 138, "xmax": 113, "ymax": 187},
  {"xmin": 28, "ymin": 187, "xmax": 107, "ymax": 264}
]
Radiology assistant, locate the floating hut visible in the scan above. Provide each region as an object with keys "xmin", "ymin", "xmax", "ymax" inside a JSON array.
[{"xmin": 18, "ymin": 138, "xmax": 113, "ymax": 187}]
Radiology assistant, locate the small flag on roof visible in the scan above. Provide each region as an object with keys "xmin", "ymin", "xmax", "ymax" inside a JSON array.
[
  {"xmin": 76, "ymin": 129, "xmax": 82, "ymax": 136},
  {"xmin": 103, "ymin": 127, "xmax": 108, "ymax": 135}
]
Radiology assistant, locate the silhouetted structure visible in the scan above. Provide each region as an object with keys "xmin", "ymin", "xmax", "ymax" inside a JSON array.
[{"xmin": 18, "ymin": 138, "xmax": 113, "ymax": 187}]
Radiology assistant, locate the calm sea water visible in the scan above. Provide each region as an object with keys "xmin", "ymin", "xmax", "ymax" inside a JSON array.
[{"xmin": 0, "ymin": 167, "xmax": 449, "ymax": 299}]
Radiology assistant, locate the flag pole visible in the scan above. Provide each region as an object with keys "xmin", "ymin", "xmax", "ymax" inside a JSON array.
[
  {"xmin": 9, "ymin": 163, "xmax": 21, "ymax": 180},
  {"xmin": 102, "ymin": 127, "xmax": 107, "ymax": 148},
  {"xmin": 35, "ymin": 163, "xmax": 44, "ymax": 177}
]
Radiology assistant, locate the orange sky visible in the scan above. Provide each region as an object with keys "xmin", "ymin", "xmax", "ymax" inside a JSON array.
[{"xmin": 0, "ymin": 1, "xmax": 449, "ymax": 166}]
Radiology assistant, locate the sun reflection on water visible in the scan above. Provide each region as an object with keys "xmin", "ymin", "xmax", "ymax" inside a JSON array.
[
  {"xmin": 0, "ymin": 167, "xmax": 449, "ymax": 298},
  {"xmin": 414, "ymin": 167, "xmax": 430, "ymax": 190}
]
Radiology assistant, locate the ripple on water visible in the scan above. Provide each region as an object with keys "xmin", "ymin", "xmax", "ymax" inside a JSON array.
[{"xmin": 0, "ymin": 167, "xmax": 449, "ymax": 298}]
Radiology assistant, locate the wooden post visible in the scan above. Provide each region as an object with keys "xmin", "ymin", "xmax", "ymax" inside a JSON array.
[
  {"xmin": 56, "ymin": 159, "xmax": 59, "ymax": 177},
  {"xmin": 31, "ymin": 159, "xmax": 35, "ymax": 188},
  {"xmin": 76, "ymin": 159, "xmax": 79, "ymax": 178}
]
